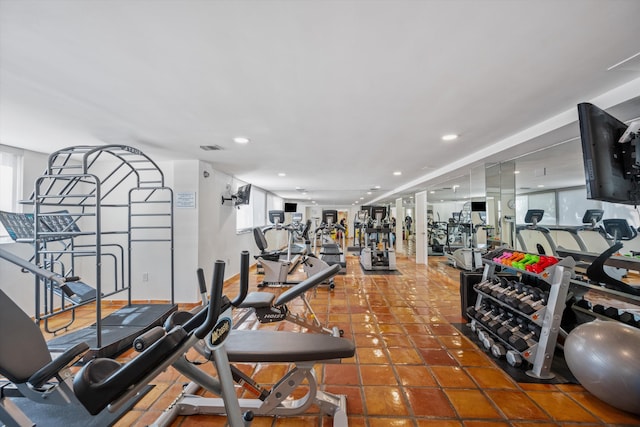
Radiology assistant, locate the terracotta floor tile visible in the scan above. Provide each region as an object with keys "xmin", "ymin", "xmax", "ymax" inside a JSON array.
[
  {"xmin": 519, "ymin": 382, "xmax": 559, "ymax": 391},
  {"xmin": 272, "ymin": 415, "xmax": 322, "ymax": 426},
  {"xmin": 430, "ymin": 322, "xmax": 461, "ymax": 336},
  {"xmin": 415, "ymin": 420, "xmax": 463, "ymax": 427},
  {"xmin": 395, "ymin": 364, "xmax": 438, "ymax": 387},
  {"xmin": 362, "ymin": 386, "xmax": 410, "ymax": 416},
  {"xmin": 464, "ymin": 367, "xmax": 518, "ymax": 390},
  {"xmin": 325, "ymin": 385, "xmax": 364, "ymax": 415},
  {"xmin": 353, "ymin": 333, "xmax": 383, "ymax": 347},
  {"xmin": 387, "ymin": 346, "xmax": 424, "ymax": 364},
  {"xmin": 418, "ymin": 348, "xmax": 459, "ymax": 366},
  {"xmin": 445, "ymin": 389, "xmax": 503, "ymax": 419},
  {"xmin": 411, "ymin": 334, "xmax": 444, "ymax": 349},
  {"xmin": 431, "ymin": 365, "xmax": 477, "ymax": 388},
  {"xmin": 381, "ymin": 334, "xmax": 413, "ymax": 347},
  {"xmin": 438, "ymin": 334, "xmax": 477, "ymax": 349},
  {"xmin": 554, "ymin": 383, "xmax": 586, "ymax": 392},
  {"xmin": 323, "ymin": 363, "xmax": 359, "ymax": 385},
  {"xmin": 368, "ymin": 417, "xmax": 415, "ymax": 427},
  {"xmin": 449, "ymin": 349, "xmax": 495, "ymax": 367},
  {"xmin": 404, "ymin": 387, "xmax": 457, "ymax": 417},
  {"xmin": 463, "ymin": 422, "xmax": 511, "ymax": 427},
  {"xmin": 510, "ymin": 424, "xmax": 563, "ymax": 427},
  {"xmin": 568, "ymin": 392, "xmax": 640, "ymax": 425},
  {"xmin": 352, "ymin": 322, "xmax": 381, "ymax": 335},
  {"xmin": 403, "ymin": 324, "xmax": 432, "ymax": 335},
  {"xmin": 359, "ymin": 364, "xmax": 398, "ymax": 385},
  {"xmin": 356, "ymin": 347, "xmax": 390, "ymax": 364},
  {"xmin": 486, "ymin": 390, "xmax": 551, "ymax": 421}
]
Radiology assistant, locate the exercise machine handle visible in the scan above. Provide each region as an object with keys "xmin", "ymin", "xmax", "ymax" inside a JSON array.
[
  {"xmin": 195, "ymin": 260, "xmax": 225, "ymax": 340},
  {"xmin": 196, "ymin": 268, "xmax": 207, "ymax": 295},
  {"xmin": 133, "ymin": 326, "xmax": 166, "ymax": 352},
  {"xmin": 230, "ymin": 250, "xmax": 250, "ymax": 307}
]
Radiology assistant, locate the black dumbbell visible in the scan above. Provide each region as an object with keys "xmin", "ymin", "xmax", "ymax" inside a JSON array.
[
  {"xmin": 508, "ymin": 322, "xmax": 539, "ymax": 352},
  {"xmin": 574, "ymin": 299, "xmax": 592, "ymax": 310},
  {"xmin": 465, "ymin": 306, "xmax": 477, "ymax": 319},
  {"xmin": 504, "ymin": 284, "xmax": 531, "ymax": 308},
  {"xmin": 593, "ymin": 304, "xmax": 606, "ymax": 315},
  {"xmin": 495, "ymin": 281, "xmax": 523, "ymax": 302},
  {"xmin": 487, "ymin": 308, "xmax": 510, "ymax": 331},
  {"xmin": 604, "ymin": 307, "xmax": 620, "ymax": 320},
  {"xmin": 506, "ymin": 350, "xmax": 523, "ymax": 367},
  {"xmin": 620, "ymin": 311, "xmax": 638, "ymax": 327},
  {"xmin": 497, "ymin": 316, "xmax": 523, "ymax": 341},
  {"xmin": 518, "ymin": 289, "xmax": 549, "ymax": 315}
]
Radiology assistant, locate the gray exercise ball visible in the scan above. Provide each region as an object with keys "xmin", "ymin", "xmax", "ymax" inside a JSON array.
[{"xmin": 564, "ymin": 320, "xmax": 640, "ymax": 415}]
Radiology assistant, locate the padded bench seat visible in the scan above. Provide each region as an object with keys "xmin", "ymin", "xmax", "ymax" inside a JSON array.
[{"xmin": 225, "ymin": 330, "xmax": 355, "ymax": 363}]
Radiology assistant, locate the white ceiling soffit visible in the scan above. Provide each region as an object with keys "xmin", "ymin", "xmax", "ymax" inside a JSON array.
[{"xmin": 1, "ymin": 1, "xmax": 640, "ymax": 206}]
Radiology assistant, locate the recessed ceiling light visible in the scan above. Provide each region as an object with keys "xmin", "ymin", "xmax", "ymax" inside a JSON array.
[
  {"xmin": 355, "ymin": 201, "xmax": 359, "ymax": 204},
  {"xmin": 514, "ymin": 170, "xmax": 521, "ymax": 174},
  {"xmin": 410, "ymin": 196, "xmax": 414, "ymax": 199},
  {"xmin": 360, "ymin": 197, "xmax": 364, "ymax": 200},
  {"xmin": 302, "ymin": 192, "xmax": 307, "ymax": 195},
  {"xmin": 367, "ymin": 191, "xmax": 372, "ymax": 195},
  {"xmin": 537, "ymin": 184, "xmax": 545, "ymax": 188},
  {"xmin": 442, "ymin": 134, "xmax": 458, "ymax": 141},
  {"xmin": 374, "ymin": 185, "xmax": 381, "ymax": 189},
  {"xmin": 429, "ymin": 191, "xmax": 435, "ymax": 194},
  {"xmin": 278, "ymin": 172, "xmax": 286, "ymax": 177},
  {"xmin": 393, "ymin": 171, "xmax": 402, "ymax": 176},
  {"xmin": 233, "ymin": 137, "xmax": 250, "ymax": 144}
]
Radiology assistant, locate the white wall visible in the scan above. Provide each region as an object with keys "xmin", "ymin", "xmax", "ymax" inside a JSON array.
[{"xmin": 0, "ymin": 149, "xmax": 49, "ymax": 315}]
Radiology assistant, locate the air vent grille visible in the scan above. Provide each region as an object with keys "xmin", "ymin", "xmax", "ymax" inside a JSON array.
[{"xmin": 200, "ymin": 145, "xmax": 224, "ymax": 151}]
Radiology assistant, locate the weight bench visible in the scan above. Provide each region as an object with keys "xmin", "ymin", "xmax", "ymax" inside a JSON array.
[
  {"xmin": 237, "ymin": 263, "xmax": 343, "ymax": 336},
  {"xmin": 159, "ymin": 330, "xmax": 354, "ymax": 427},
  {"xmin": 150, "ymin": 257, "xmax": 355, "ymax": 427}
]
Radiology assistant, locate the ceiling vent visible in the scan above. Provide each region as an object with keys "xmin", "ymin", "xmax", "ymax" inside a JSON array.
[{"xmin": 200, "ymin": 145, "xmax": 224, "ymax": 151}]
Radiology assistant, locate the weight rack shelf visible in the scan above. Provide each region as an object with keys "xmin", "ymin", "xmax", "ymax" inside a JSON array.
[{"xmin": 468, "ymin": 249, "xmax": 574, "ymax": 379}]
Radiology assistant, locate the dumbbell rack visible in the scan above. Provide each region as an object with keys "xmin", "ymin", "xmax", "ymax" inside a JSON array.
[{"xmin": 470, "ymin": 249, "xmax": 575, "ymax": 379}]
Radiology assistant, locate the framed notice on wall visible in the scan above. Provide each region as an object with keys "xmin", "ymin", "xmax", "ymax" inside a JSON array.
[{"xmin": 176, "ymin": 192, "xmax": 196, "ymax": 209}]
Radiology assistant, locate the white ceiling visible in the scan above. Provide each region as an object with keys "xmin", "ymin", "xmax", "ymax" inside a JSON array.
[{"xmin": 1, "ymin": 0, "xmax": 640, "ymax": 206}]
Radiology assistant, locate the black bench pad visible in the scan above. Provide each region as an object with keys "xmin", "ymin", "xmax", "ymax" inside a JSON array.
[
  {"xmin": 225, "ymin": 331, "xmax": 355, "ymax": 363},
  {"xmin": 238, "ymin": 292, "xmax": 275, "ymax": 309}
]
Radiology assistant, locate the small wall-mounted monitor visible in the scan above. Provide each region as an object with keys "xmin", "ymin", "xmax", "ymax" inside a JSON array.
[
  {"xmin": 322, "ymin": 209, "xmax": 338, "ymax": 225},
  {"xmin": 284, "ymin": 202, "xmax": 297, "ymax": 212},
  {"xmin": 234, "ymin": 184, "xmax": 252, "ymax": 206},
  {"xmin": 471, "ymin": 201, "xmax": 486, "ymax": 212}
]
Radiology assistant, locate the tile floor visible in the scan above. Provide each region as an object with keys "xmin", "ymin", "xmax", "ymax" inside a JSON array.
[{"xmin": 39, "ymin": 252, "xmax": 640, "ymax": 427}]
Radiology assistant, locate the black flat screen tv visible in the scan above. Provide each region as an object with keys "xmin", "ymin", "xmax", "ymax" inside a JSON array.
[
  {"xmin": 234, "ymin": 184, "xmax": 252, "ymax": 206},
  {"xmin": 471, "ymin": 201, "xmax": 486, "ymax": 212},
  {"xmin": 578, "ymin": 102, "xmax": 640, "ymax": 205},
  {"xmin": 284, "ymin": 202, "xmax": 297, "ymax": 212}
]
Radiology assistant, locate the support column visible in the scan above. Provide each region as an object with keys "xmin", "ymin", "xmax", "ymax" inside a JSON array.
[
  {"xmin": 395, "ymin": 198, "xmax": 404, "ymax": 254},
  {"xmin": 415, "ymin": 191, "xmax": 427, "ymax": 265}
]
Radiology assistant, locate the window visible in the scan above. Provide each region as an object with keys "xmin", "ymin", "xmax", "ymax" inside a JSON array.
[{"xmin": 0, "ymin": 146, "xmax": 23, "ymax": 238}]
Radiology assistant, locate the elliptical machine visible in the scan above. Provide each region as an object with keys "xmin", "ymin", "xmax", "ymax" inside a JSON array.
[{"xmin": 359, "ymin": 206, "xmax": 397, "ymax": 271}]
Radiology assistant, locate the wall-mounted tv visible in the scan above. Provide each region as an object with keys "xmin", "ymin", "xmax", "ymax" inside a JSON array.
[
  {"xmin": 471, "ymin": 201, "xmax": 486, "ymax": 212},
  {"xmin": 234, "ymin": 184, "xmax": 252, "ymax": 206},
  {"xmin": 578, "ymin": 103, "xmax": 640, "ymax": 205},
  {"xmin": 284, "ymin": 202, "xmax": 297, "ymax": 212}
]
